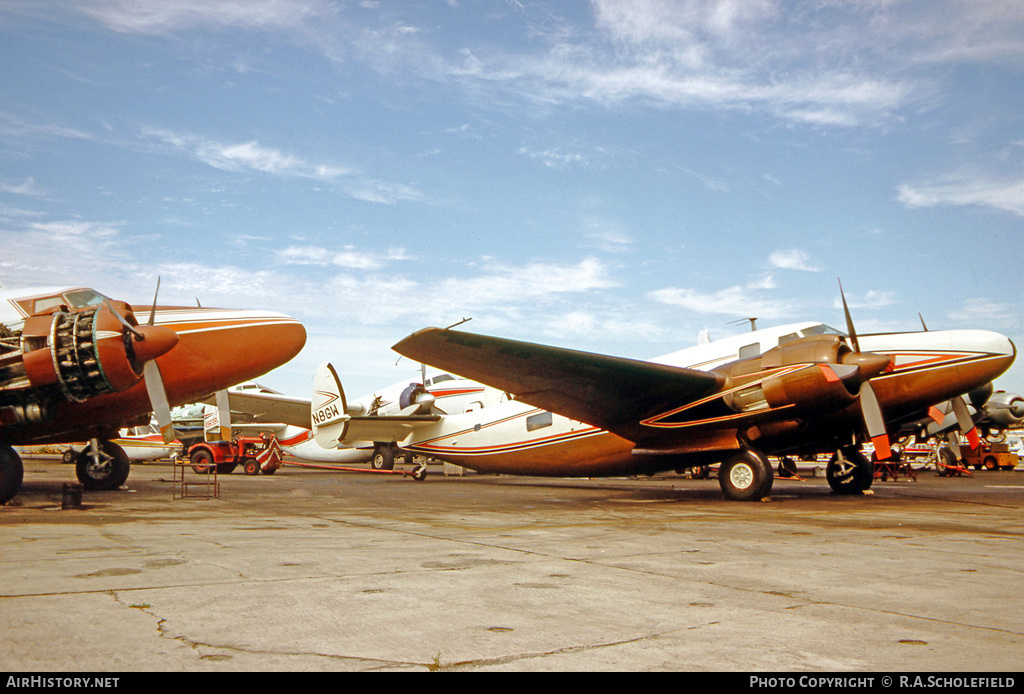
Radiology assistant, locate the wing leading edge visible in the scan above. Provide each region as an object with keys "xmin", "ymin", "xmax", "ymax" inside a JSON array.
[{"xmin": 392, "ymin": 328, "xmax": 724, "ymax": 444}]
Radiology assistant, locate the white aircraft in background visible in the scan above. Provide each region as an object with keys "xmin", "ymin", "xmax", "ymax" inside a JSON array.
[
  {"xmin": 15, "ymin": 421, "xmax": 183, "ymax": 464},
  {"xmin": 202, "ymin": 373, "xmax": 505, "ymax": 471},
  {"xmin": 311, "ymin": 315, "xmax": 1015, "ymax": 501},
  {"xmin": 61, "ymin": 422, "xmax": 183, "ymax": 462}
]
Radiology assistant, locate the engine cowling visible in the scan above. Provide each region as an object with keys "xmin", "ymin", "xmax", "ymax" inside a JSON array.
[
  {"xmin": 398, "ymin": 382, "xmax": 436, "ymax": 414},
  {"xmin": 985, "ymin": 391, "xmax": 1024, "ymax": 427},
  {"xmin": 13, "ymin": 303, "xmax": 178, "ymax": 403},
  {"xmin": 721, "ymin": 335, "xmax": 891, "ymax": 416}
]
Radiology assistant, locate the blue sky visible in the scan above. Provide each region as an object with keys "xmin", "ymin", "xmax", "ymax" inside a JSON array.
[{"xmin": 1, "ymin": 0, "xmax": 1023, "ymax": 400}]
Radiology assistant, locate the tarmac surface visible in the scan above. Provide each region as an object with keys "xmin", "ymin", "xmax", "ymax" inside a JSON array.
[{"xmin": 1, "ymin": 455, "xmax": 1022, "ymax": 672}]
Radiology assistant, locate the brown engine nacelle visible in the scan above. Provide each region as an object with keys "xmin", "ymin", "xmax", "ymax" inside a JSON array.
[
  {"xmin": 722, "ymin": 335, "xmax": 891, "ymax": 417},
  {"xmin": 18, "ymin": 302, "xmax": 178, "ymax": 403}
]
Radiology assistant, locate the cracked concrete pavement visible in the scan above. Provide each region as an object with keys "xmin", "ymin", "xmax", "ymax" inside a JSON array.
[{"xmin": 1, "ymin": 456, "xmax": 1022, "ymax": 671}]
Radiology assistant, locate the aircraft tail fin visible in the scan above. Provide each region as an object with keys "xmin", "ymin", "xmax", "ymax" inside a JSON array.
[{"xmin": 312, "ymin": 362, "xmax": 349, "ymax": 449}]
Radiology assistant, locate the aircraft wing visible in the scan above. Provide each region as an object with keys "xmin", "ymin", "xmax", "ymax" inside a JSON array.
[
  {"xmin": 392, "ymin": 327, "xmax": 724, "ymax": 443},
  {"xmin": 204, "ymin": 390, "xmax": 312, "ymax": 429}
]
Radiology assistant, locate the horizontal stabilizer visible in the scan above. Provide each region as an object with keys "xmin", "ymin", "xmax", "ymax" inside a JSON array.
[{"xmin": 311, "ymin": 363, "xmax": 440, "ymax": 448}]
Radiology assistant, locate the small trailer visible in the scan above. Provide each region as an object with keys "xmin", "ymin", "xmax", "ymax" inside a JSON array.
[{"xmin": 187, "ymin": 434, "xmax": 282, "ymax": 476}]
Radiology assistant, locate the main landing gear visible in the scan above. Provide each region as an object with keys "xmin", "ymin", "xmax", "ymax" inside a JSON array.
[
  {"xmin": 0, "ymin": 444, "xmax": 24, "ymax": 505},
  {"xmin": 718, "ymin": 448, "xmax": 774, "ymax": 501},
  {"xmin": 0, "ymin": 439, "xmax": 130, "ymax": 505},
  {"xmin": 715, "ymin": 444, "xmax": 875, "ymax": 501},
  {"xmin": 74, "ymin": 439, "xmax": 131, "ymax": 491},
  {"xmin": 825, "ymin": 446, "xmax": 874, "ymax": 495}
]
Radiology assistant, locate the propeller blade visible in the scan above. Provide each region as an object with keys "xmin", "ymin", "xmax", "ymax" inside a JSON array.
[
  {"xmin": 148, "ymin": 277, "xmax": 161, "ymax": 326},
  {"xmin": 859, "ymin": 381, "xmax": 891, "ymax": 460},
  {"xmin": 838, "ymin": 279, "xmax": 860, "ymax": 353},
  {"xmin": 951, "ymin": 395, "xmax": 981, "ymax": 449},
  {"xmin": 215, "ymin": 390, "xmax": 232, "ymax": 442},
  {"xmin": 143, "ymin": 360, "xmax": 175, "ymax": 443},
  {"xmin": 103, "ymin": 300, "xmax": 145, "ymax": 341}
]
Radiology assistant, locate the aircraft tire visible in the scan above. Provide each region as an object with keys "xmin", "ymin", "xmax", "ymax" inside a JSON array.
[
  {"xmin": 371, "ymin": 445, "xmax": 395, "ymax": 471},
  {"xmin": 826, "ymin": 448, "xmax": 873, "ymax": 494},
  {"xmin": 718, "ymin": 449, "xmax": 773, "ymax": 501},
  {"xmin": 0, "ymin": 445, "xmax": 24, "ymax": 505},
  {"xmin": 936, "ymin": 447, "xmax": 958, "ymax": 477},
  {"xmin": 75, "ymin": 441, "xmax": 130, "ymax": 491}
]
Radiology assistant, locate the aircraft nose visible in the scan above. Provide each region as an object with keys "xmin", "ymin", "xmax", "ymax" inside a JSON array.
[
  {"xmin": 231, "ymin": 311, "xmax": 306, "ymax": 372},
  {"xmin": 961, "ymin": 331, "xmax": 1016, "ymax": 387}
]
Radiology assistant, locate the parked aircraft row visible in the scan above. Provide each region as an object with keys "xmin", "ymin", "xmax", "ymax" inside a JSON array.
[{"xmin": 0, "ymin": 282, "xmax": 1019, "ymax": 504}]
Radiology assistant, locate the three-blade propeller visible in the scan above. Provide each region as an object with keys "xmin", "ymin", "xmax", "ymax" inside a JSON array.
[
  {"xmin": 839, "ymin": 280, "xmax": 894, "ymax": 460},
  {"xmin": 103, "ymin": 278, "xmax": 178, "ymax": 443}
]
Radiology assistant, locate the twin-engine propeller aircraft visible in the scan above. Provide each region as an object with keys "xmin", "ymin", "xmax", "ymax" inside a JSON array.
[
  {"xmin": 0, "ymin": 285, "xmax": 306, "ymax": 503},
  {"xmin": 311, "ymin": 300, "xmax": 1015, "ymax": 501},
  {"xmin": 203, "ymin": 372, "xmax": 504, "ymax": 470}
]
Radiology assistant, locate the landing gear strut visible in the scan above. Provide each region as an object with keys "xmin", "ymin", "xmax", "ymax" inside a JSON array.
[
  {"xmin": 75, "ymin": 439, "xmax": 130, "ymax": 490},
  {"xmin": 826, "ymin": 447, "xmax": 873, "ymax": 495},
  {"xmin": 718, "ymin": 448, "xmax": 774, "ymax": 501}
]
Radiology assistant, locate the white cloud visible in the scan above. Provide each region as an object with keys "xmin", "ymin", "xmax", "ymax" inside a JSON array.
[
  {"xmin": 769, "ymin": 249, "xmax": 819, "ymax": 272},
  {"xmin": 277, "ymin": 245, "xmax": 389, "ymax": 270},
  {"xmin": 0, "ymin": 178, "xmax": 48, "ymax": 197},
  {"xmin": 897, "ymin": 175, "xmax": 1024, "ymax": 218},
  {"xmin": 832, "ymin": 290, "xmax": 896, "ymax": 311},
  {"xmin": 517, "ymin": 145, "xmax": 588, "ymax": 169},
  {"xmin": 140, "ymin": 128, "xmax": 423, "ymax": 204},
  {"xmin": 142, "ymin": 129, "xmax": 352, "ymax": 181},
  {"xmin": 947, "ymin": 297, "xmax": 1019, "ymax": 328},
  {"xmin": 75, "ymin": 0, "xmax": 328, "ymax": 35},
  {"xmin": 649, "ymin": 275, "xmax": 793, "ymax": 320}
]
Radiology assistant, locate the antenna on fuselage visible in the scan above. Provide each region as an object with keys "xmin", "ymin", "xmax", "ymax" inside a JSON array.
[{"xmin": 728, "ymin": 317, "xmax": 758, "ymax": 331}]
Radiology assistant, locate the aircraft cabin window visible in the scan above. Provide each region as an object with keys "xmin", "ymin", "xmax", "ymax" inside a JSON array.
[
  {"xmin": 526, "ymin": 411, "xmax": 553, "ymax": 432},
  {"xmin": 738, "ymin": 343, "xmax": 760, "ymax": 359},
  {"xmin": 31, "ymin": 297, "xmax": 66, "ymax": 314}
]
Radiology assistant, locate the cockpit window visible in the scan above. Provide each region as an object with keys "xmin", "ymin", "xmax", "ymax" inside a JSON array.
[
  {"xmin": 802, "ymin": 324, "xmax": 846, "ymax": 337},
  {"xmin": 63, "ymin": 289, "xmax": 109, "ymax": 308}
]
